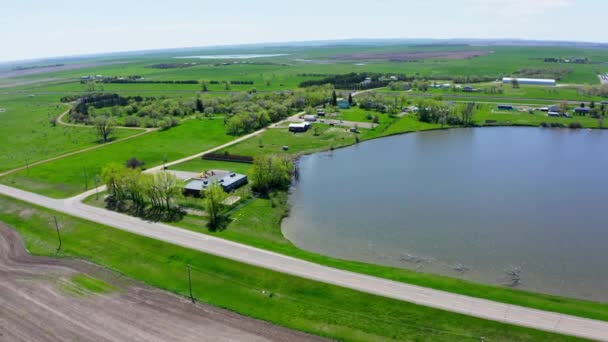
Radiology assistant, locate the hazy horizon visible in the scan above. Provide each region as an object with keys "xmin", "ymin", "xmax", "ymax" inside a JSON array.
[{"xmin": 2, "ymin": 0, "xmax": 607, "ymax": 63}]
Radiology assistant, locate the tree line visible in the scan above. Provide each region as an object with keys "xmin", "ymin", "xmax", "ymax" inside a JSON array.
[
  {"xmin": 300, "ymin": 73, "xmax": 501, "ymax": 90},
  {"xmin": 102, "ymin": 164, "xmax": 183, "ymax": 221}
]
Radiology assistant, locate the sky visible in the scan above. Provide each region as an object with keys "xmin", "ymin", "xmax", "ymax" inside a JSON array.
[{"xmin": 1, "ymin": 0, "xmax": 606, "ymax": 62}]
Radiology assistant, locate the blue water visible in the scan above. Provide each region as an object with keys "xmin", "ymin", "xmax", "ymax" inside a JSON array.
[
  {"xmin": 282, "ymin": 127, "xmax": 608, "ymax": 301},
  {"xmin": 175, "ymin": 54, "xmax": 288, "ymax": 59}
]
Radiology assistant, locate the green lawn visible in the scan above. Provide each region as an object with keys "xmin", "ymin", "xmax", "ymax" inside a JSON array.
[
  {"xmin": 0, "ymin": 93, "xmax": 139, "ymax": 172},
  {"xmin": 0, "ymin": 119, "xmax": 233, "ymax": 198},
  {"xmin": 168, "ymin": 159, "xmax": 254, "ymax": 176},
  {"xmin": 472, "ymin": 105, "xmax": 603, "ymax": 128},
  {"xmin": 220, "ymin": 124, "xmax": 358, "ymax": 157},
  {"xmin": 334, "ymin": 107, "xmax": 393, "ymax": 124},
  {"xmin": 0, "ymin": 194, "xmax": 584, "ymax": 341}
]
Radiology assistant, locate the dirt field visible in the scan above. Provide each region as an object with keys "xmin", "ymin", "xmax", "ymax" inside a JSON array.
[
  {"xmin": 329, "ymin": 50, "xmax": 492, "ymax": 61},
  {"xmin": 0, "ymin": 223, "xmax": 325, "ymax": 342}
]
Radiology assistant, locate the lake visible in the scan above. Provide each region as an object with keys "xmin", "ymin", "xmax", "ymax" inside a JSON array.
[
  {"xmin": 282, "ymin": 127, "xmax": 608, "ymax": 301},
  {"xmin": 175, "ymin": 54, "xmax": 288, "ymax": 59}
]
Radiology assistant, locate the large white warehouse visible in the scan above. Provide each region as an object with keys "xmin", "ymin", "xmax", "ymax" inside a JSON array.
[{"xmin": 502, "ymin": 77, "xmax": 556, "ymax": 86}]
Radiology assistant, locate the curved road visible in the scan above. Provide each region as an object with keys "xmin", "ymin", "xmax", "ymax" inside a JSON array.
[{"xmin": 0, "ymin": 183, "xmax": 607, "ymax": 341}]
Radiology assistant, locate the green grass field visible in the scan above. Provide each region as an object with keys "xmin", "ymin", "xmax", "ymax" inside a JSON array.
[
  {"xmin": 221, "ymin": 124, "xmax": 359, "ymax": 157},
  {"xmin": 0, "ymin": 93, "xmax": 140, "ymax": 172},
  {"xmin": 0, "ymin": 119, "xmax": 233, "ymax": 197},
  {"xmin": 0, "ymin": 194, "xmax": 585, "ymax": 341}
]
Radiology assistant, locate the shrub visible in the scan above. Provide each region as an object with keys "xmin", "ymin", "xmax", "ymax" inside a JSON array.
[
  {"xmin": 539, "ymin": 122, "xmax": 549, "ymax": 128},
  {"xmin": 124, "ymin": 116, "xmax": 140, "ymax": 127},
  {"xmin": 568, "ymin": 122, "xmax": 583, "ymax": 129}
]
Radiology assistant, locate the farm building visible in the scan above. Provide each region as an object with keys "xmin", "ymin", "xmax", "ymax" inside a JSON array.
[
  {"xmin": 497, "ymin": 105, "xmax": 514, "ymax": 110},
  {"xmin": 183, "ymin": 171, "xmax": 248, "ymax": 196},
  {"xmin": 288, "ymin": 122, "xmax": 310, "ymax": 132},
  {"xmin": 548, "ymin": 111, "xmax": 561, "ymax": 117},
  {"xmin": 574, "ymin": 107, "xmax": 591, "ymax": 115},
  {"xmin": 337, "ymin": 100, "xmax": 350, "ymax": 109},
  {"xmin": 502, "ymin": 78, "xmax": 556, "ymax": 86},
  {"xmin": 303, "ymin": 115, "xmax": 317, "ymax": 122}
]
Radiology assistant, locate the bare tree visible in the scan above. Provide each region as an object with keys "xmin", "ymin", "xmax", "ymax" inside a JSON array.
[{"xmin": 94, "ymin": 116, "xmax": 116, "ymax": 143}]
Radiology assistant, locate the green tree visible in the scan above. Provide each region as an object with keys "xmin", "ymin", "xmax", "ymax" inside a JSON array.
[
  {"xmin": 93, "ymin": 116, "xmax": 116, "ymax": 143},
  {"xmin": 101, "ymin": 163, "xmax": 127, "ymax": 201},
  {"xmin": 196, "ymin": 97, "xmax": 205, "ymax": 112},
  {"xmin": 251, "ymin": 155, "xmax": 293, "ymax": 195},
  {"xmin": 331, "ymin": 90, "xmax": 338, "ymax": 106},
  {"xmin": 348, "ymin": 93, "xmax": 353, "ymax": 105},
  {"xmin": 152, "ymin": 172, "xmax": 181, "ymax": 212},
  {"xmin": 511, "ymin": 78, "xmax": 520, "ymax": 89},
  {"xmin": 461, "ymin": 102, "xmax": 476, "ymax": 126},
  {"xmin": 203, "ymin": 182, "xmax": 226, "ymax": 230}
]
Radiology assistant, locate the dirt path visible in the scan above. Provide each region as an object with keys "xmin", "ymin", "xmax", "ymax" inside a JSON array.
[{"xmin": 0, "ymin": 223, "xmax": 325, "ymax": 342}]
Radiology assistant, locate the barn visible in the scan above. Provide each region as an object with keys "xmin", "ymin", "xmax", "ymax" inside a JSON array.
[{"xmin": 502, "ymin": 78, "xmax": 556, "ymax": 86}]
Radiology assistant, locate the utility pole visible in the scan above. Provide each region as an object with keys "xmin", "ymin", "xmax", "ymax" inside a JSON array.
[
  {"xmin": 187, "ymin": 264, "xmax": 194, "ymax": 303},
  {"xmin": 53, "ymin": 216, "xmax": 62, "ymax": 253}
]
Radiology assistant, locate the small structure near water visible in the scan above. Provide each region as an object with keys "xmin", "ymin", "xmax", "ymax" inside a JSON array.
[
  {"xmin": 288, "ymin": 122, "xmax": 310, "ymax": 132},
  {"xmin": 183, "ymin": 170, "xmax": 248, "ymax": 196}
]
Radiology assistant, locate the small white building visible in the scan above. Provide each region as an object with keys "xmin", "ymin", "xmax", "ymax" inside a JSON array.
[
  {"xmin": 303, "ymin": 115, "xmax": 317, "ymax": 122},
  {"xmin": 288, "ymin": 122, "xmax": 310, "ymax": 132},
  {"xmin": 502, "ymin": 77, "xmax": 556, "ymax": 86}
]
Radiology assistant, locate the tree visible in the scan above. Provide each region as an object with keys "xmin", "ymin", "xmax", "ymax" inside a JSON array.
[
  {"xmin": 348, "ymin": 93, "xmax": 353, "ymax": 105},
  {"xmin": 251, "ymin": 155, "xmax": 293, "ymax": 195},
  {"xmin": 581, "ymin": 102, "xmax": 586, "ymax": 108},
  {"xmin": 203, "ymin": 182, "xmax": 226, "ymax": 230},
  {"xmin": 461, "ymin": 102, "xmax": 476, "ymax": 126},
  {"xmin": 511, "ymin": 78, "xmax": 520, "ymax": 89},
  {"xmin": 94, "ymin": 116, "xmax": 116, "ymax": 143},
  {"xmin": 151, "ymin": 172, "xmax": 181, "ymax": 212},
  {"xmin": 331, "ymin": 90, "xmax": 338, "ymax": 106},
  {"xmin": 590, "ymin": 101, "xmax": 595, "ymax": 109},
  {"xmin": 196, "ymin": 97, "xmax": 205, "ymax": 112},
  {"xmin": 201, "ymin": 81, "xmax": 208, "ymax": 92},
  {"xmin": 101, "ymin": 163, "xmax": 127, "ymax": 202}
]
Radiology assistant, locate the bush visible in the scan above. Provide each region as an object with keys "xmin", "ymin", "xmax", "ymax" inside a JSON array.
[
  {"xmin": 539, "ymin": 122, "xmax": 549, "ymax": 128},
  {"xmin": 568, "ymin": 122, "xmax": 583, "ymax": 129},
  {"xmin": 550, "ymin": 122, "xmax": 565, "ymax": 128},
  {"xmin": 124, "ymin": 116, "xmax": 140, "ymax": 127}
]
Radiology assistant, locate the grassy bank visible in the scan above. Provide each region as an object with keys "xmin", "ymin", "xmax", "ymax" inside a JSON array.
[
  {"xmin": 0, "ymin": 93, "xmax": 140, "ymax": 173},
  {"xmin": 0, "ymin": 194, "xmax": 585, "ymax": 341}
]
